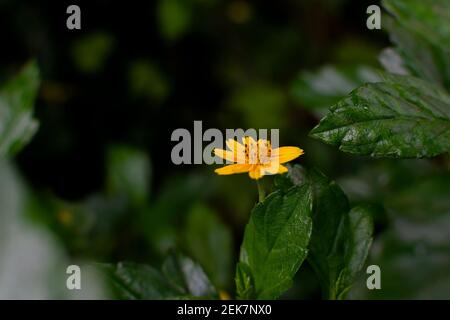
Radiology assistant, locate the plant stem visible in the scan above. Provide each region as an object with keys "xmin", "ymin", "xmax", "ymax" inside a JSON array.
[{"xmin": 256, "ymin": 179, "xmax": 265, "ymax": 202}]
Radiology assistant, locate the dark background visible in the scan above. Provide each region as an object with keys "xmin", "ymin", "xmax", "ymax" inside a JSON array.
[{"xmin": 1, "ymin": 0, "xmax": 387, "ymax": 199}]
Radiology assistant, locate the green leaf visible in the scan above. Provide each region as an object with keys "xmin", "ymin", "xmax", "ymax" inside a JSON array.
[
  {"xmin": 228, "ymin": 83, "xmax": 287, "ymax": 129},
  {"xmin": 310, "ymin": 73, "xmax": 450, "ymax": 158},
  {"xmin": 0, "ymin": 61, "xmax": 40, "ymax": 157},
  {"xmin": 98, "ymin": 252, "xmax": 217, "ymax": 299},
  {"xmin": 333, "ymin": 205, "xmax": 374, "ymax": 299},
  {"xmin": 277, "ymin": 165, "xmax": 374, "ymax": 299},
  {"xmin": 382, "ymin": 0, "xmax": 450, "ymax": 90},
  {"xmin": 291, "ymin": 65, "xmax": 380, "ymax": 116},
  {"xmin": 106, "ymin": 145, "xmax": 151, "ymax": 207},
  {"xmin": 235, "ymin": 262, "xmax": 255, "ymax": 300},
  {"xmin": 182, "ymin": 203, "xmax": 233, "ymax": 289},
  {"xmin": 236, "ymin": 185, "xmax": 313, "ymax": 299}
]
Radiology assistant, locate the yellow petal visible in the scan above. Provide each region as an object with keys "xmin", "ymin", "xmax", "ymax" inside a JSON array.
[
  {"xmin": 226, "ymin": 139, "xmax": 245, "ymax": 153},
  {"xmin": 261, "ymin": 162, "xmax": 288, "ymax": 175},
  {"xmin": 225, "ymin": 139, "xmax": 246, "ymax": 162},
  {"xmin": 277, "ymin": 164, "xmax": 288, "ymax": 174},
  {"xmin": 248, "ymin": 166, "xmax": 264, "ymax": 180},
  {"xmin": 273, "ymin": 147, "xmax": 304, "ymax": 164},
  {"xmin": 262, "ymin": 161, "xmax": 280, "ymax": 174},
  {"xmin": 215, "ymin": 164, "xmax": 252, "ymax": 175},
  {"xmin": 257, "ymin": 139, "xmax": 272, "ymax": 163}
]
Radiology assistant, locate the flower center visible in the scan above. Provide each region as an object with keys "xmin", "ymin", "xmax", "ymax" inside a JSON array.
[{"xmin": 243, "ymin": 138, "xmax": 272, "ymax": 164}]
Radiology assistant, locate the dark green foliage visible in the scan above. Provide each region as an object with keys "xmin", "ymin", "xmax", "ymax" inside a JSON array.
[
  {"xmin": 276, "ymin": 166, "xmax": 375, "ymax": 299},
  {"xmin": 98, "ymin": 252, "xmax": 217, "ymax": 299}
]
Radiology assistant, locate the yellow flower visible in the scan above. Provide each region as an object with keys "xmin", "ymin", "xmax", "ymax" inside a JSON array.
[{"xmin": 214, "ymin": 136, "xmax": 304, "ymax": 180}]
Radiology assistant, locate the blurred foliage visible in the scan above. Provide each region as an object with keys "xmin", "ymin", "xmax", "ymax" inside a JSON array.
[
  {"xmin": 157, "ymin": 0, "xmax": 192, "ymax": 41},
  {"xmin": 127, "ymin": 60, "xmax": 169, "ymax": 103},
  {"xmin": 383, "ymin": 0, "xmax": 450, "ymax": 89},
  {"xmin": 0, "ymin": 61, "xmax": 39, "ymax": 157},
  {"xmin": 181, "ymin": 203, "xmax": 233, "ymax": 290},
  {"xmin": 70, "ymin": 32, "xmax": 115, "ymax": 74},
  {"xmin": 292, "ymin": 65, "xmax": 380, "ymax": 117},
  {"xmin": 106, "ymin": 145, "xmax": 151, "ymax": 208},
  {"xmin": 228, "ymin": 83, "xmax": 287, "ymax": 129},
  {"xmin": 346, "ymin": 163, "xmax": 450, "ymax": 299}
]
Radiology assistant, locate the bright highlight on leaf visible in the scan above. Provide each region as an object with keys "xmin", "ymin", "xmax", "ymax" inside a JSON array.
[
  {"xmin": 309, "ymin": 73, "xmax": 450, "ymax": 158},
  {"xmin": 0, "ymin": 60, "xmax": 40, "ymax": 157},
  {"xmin": 213, "ymin": 136, "xmax": 304, "ymax": 180}
]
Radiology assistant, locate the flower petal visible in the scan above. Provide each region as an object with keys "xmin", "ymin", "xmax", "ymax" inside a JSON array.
[
  {"xmin": 261, "ymin": 162, "xmax": 288, "ymax": 175},
  {"xmin": 242, "ymin": 136, "xmax": 257, "ymax": 147},
  {"xmin": 214, "ymin": 148, "xmax": 242, "ymax": 163},
  {"xmin": 277, "ymin": 164, "xmax": 288, "ymax": 174},
  {"xmin": 273, "ymin": 147, "xmax": 304, "ymax": 164},
  {"xmin": 248, "ymin": 166, "xmax": 264, "ymax": 180},
  {"xmin": 226, "ymin": 139, "xmax": 244, "ymax": 153},
  {"xmin": 261, "ymin": 161, "xmax": 278, "ymax": 174},
  {"xmin": 215, "ymin": 164, "xmax": 252, "ymax": 175},
  {"xmin": 225, "ymin": 139, "xmax": 246, "ymax": 162}
]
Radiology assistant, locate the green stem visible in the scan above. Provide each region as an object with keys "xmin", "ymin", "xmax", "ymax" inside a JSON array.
[{"xmin": 256, "ymin": 179, "xmax": 265, "ymax": 202}]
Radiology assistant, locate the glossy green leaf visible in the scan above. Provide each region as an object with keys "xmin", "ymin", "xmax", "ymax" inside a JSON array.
[
  {"xmin": 310, "ymin": 73, "xmax": 450, "ymax": 158},
  {"xmin": 127, "ymin": 60, "xmax": 169, "ymax": 102},
  {"xmin": 0, "ymin": 61, "xmax": 40, "ymax": 157},
  {"xmin": 106, "ymin": 145, "xmax": 151, "ymax": 207},
  {"xmin": 182, "ymin": 203, "xmax": 233, "ymax": 289},
  {"xmin": 304, "ymin": 169, "xmax": 373, "ymax": 299},
  {"xmin": 332, "ymin": 205, "xmax": 375, "ymax": 299},
  {"xmin": 386, "ymin": 174, "xmax": 450, "ymax": 220},
  {"xmin": 277, "ymin": 165, "xmax": 374, "ymax": 299},
  {"xmin": 98, "ymin": 252, "xmax": 217, "ymax": 299},
  {"xmin": 236, "ymin": 185, "xmax": 313, "ymax": 299}
]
